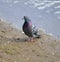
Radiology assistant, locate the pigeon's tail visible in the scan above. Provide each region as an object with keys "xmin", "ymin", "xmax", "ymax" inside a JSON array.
[
  {"xmin": 33, "ymin": 31, "xmax": 41, "ymax": 38},
  {"xmin": 35, "ymin": 34, "xmax": 41, "ymax": 38},
  {"xmin": 32, "ymin": 25, "xmax": 41, "ymax": 38}
]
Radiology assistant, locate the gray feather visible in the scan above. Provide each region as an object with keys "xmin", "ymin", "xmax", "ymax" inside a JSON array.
[{"xmin": 32, "ymin": 25, "xmax": 40, "ymax": 38}]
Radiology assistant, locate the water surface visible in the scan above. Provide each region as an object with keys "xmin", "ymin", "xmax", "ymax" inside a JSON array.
[{"xmin": 0, "ymin": 0, "xmax": 60, "ymax": 38}]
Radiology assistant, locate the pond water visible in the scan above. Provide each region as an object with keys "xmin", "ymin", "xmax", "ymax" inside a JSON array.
[{"xmin": 0, "ymin": 0, "xmax": 60, "ymax": 38}]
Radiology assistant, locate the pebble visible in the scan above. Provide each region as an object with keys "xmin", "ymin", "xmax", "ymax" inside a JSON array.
[
  {"xmin": 16, "ymin": 38, "xmax": 20, "ymax": 40},
  {"xmin": 37, "ymin": 54, "xmax": 40, "ymax": 57}
]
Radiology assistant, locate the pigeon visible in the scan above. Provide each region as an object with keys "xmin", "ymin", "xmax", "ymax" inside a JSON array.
[{"xmin": 22, "ymin": 16, "xmax": 40, "ymax": 41}]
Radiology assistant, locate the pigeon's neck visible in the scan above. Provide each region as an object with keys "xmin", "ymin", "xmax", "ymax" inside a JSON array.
[
  {"xmin": 29, "ymin": 21, "xmax": 32, "ymax": 26},
  {"xmin": 25, "ymin": 20, "xmax": 32, "ymax": 26},
  {"xmin": 25, "ymin": 19, "xmax": 30, "ymax": 22}
]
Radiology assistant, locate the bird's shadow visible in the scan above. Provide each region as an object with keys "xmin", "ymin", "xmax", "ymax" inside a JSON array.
[
  {"xmin": 12, "ymin": 36, "xmax": 41, "ymax": 43},
  {"xmin": 3, "ymin": 35, "xmax": 41, "ymax": 43}
]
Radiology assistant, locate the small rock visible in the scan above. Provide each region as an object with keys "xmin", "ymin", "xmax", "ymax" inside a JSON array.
[
  {"xmin": 1, "ymin": 31, "xmax": 5, "ymax": 33},
  {"xmin": 37, "ymin": 54, "xmax": 40, "ymax": 57},
  {"xmin": 16, "ymin": 38, "xmax": 20, "ymax": 40}
]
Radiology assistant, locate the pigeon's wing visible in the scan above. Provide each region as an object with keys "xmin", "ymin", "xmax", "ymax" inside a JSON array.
[
  {"xmin": 22, "ymin": 21, "xmax": 33, "ymax": 37},
  {"xmin": 32, "ymin": 25, "xmax": 40, "ymax": 38}
]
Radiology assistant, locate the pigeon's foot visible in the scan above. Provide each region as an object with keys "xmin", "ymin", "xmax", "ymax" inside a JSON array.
[{"xmin": 27, "ymin": 37, "xmax": 35, "ymax": 42}]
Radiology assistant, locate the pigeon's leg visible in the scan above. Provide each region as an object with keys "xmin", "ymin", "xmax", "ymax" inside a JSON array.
[
  {"xmin": 27, "ymin": 38, "xmax": 30, "ymax": 41},
  {"xmin": 28, "ymin": 37, "xmax": 34, "ymax": 42}
]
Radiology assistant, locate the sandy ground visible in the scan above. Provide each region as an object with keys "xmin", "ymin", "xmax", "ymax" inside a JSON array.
[{"xmin": 0, "ymin": 20, "xmax": 60, "ymax": 62}]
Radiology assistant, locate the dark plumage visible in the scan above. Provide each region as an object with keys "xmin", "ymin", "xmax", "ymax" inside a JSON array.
[
  {"xmin": 22, "ymin": 16, "xmax": 40, "ymax": 41},
  {"xmin": 22, "ymin": 16, "xmax": 33, "ymax": 37}
]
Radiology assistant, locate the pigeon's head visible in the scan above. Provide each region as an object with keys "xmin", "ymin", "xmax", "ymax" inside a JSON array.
[{"xmin": 23, "ymin": 16, "xmax": 31, "ymax": 22}]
